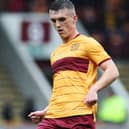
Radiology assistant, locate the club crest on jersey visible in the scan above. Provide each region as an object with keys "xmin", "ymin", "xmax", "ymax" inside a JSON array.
[{"xmin": 70, "ymin": 44, "xmax": 80, "ymax": 51}]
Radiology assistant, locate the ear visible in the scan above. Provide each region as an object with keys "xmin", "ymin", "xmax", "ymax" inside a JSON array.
[
  {"xmin": 73, "ymin": 15, "xmax": 78, "ymax": 23},
  {"xmin": 73, "ymin": 16, "xmax": 78, "ymax": 22}
]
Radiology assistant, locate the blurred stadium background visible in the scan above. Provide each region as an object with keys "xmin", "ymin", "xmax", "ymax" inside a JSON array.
[{"xmin": 0, "ymin": 0, "xmax": 129, "ymax": 129}]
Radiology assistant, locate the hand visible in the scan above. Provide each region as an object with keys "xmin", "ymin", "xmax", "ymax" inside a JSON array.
[
  {"xmin": 84, "ymin": 88, "xmax": 98, "ymax": 106},
  {"xmin": 28, "ymin": 110, "xmax": 45, "ymax": 124}
]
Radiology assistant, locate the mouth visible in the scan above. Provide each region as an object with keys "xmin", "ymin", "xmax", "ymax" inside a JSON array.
[{"xmin": 58, "ymin": 29, "xmax": 64, "ymax": 34}]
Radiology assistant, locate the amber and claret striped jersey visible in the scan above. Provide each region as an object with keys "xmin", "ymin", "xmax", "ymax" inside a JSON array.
[{"xmin": 45, "ymin": 34, "xmax": 111, "ymax": 120}]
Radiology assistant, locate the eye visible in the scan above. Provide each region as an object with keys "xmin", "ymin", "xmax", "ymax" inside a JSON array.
[
  {"xmin": 51, "ymin": 19, "xmax": 56, "ymax": 23},
  {"xmin": 58, "ymin": 17, "xmax": 66, "ymax": 22}
]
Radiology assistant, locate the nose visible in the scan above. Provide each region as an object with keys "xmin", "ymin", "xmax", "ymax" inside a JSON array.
[{"xmin": 55, "ymin": 20, "xmax": 61, "ymax": 28}]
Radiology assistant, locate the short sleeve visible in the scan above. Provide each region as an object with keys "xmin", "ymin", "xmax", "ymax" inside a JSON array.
[{"xmin": 86, "ymin": 37, "xmax": 111, "ymax": 65}]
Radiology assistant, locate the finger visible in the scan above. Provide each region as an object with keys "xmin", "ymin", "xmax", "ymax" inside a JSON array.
[
  {"xmin": 32, "ymin": 115, "xmax": 41, "ymax": 119},
  {"xmin": 31, "ymin": 115, "xmax": 41, "ymax": 120},
  {"xmin": 31, "ymin": 115, "xmax": 37, "ymax": 119},
  {"xmin": 28, "ymin": 112, "xmax": 35, "ymax": 117},
  {"xmin": 86, "ymin": 100, "xmax": 97, "ymax": 106},
  {"xmin": 32, "ymin": 117, "xmax": 40, "ymax": 121},
  {"xmin": 32, "ymin": 119, "xmax": 39, "ymax": 124},
  {"xmin": 32, "ymin": 117, "xmax": 42, "ymax": 124}
]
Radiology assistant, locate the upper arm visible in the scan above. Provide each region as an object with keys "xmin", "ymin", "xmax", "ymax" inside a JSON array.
[
  {"xmin": 99, "ymin": 59, "xmax": 113, "ymax": 71},
  {"xmin": 99, "ymin": 59, "xmax": 119, "ymax": 77}
]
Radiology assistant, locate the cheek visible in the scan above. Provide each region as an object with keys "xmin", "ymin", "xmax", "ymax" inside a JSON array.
[{"xmin": 65, "ymin": 23, "xmax": 73, "ymax": 31}]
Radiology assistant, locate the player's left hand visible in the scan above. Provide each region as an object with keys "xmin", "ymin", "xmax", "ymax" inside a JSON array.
[{"xmin": 84, "ymin": 88, "xmax": 98, "ymax": 106}]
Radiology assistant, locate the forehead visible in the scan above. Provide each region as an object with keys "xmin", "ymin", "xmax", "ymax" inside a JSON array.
[{"xmin": 49, "ymin": 8, "xmax": 71, "ymax": 18}]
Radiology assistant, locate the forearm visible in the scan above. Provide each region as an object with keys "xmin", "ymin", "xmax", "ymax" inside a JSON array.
[
  {"xmin": 92, "ymin": 69, "xmax": 118, "ymax": 92},
  {"xmin": 91, "ymin": 60, "xmax": 119, "ymax": 92}
]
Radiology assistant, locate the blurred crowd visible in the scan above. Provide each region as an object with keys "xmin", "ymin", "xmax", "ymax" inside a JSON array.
[
  {"xmin": 0, "ymin": 0, "xmax": 129, "ymax": 59},
  {"xmin": 0, "ymin": 0, "xmax": 51, "ymax": 13},
  {"xmin": 74, "ymin": 0, "xmax": 129, "ymax": 60}
]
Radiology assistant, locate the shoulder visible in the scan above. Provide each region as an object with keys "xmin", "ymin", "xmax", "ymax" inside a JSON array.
[{"xmin": 78, "ymin": 35, "xmax": 103, "ymax": 48}]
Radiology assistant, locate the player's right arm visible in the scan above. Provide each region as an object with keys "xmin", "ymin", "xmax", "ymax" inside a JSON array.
[{"xmin": 28, "ymin": 106, "xmax": 48, "ymax": 124}]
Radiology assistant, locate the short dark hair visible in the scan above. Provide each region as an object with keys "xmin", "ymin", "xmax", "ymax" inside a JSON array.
[{"xmin": 49, "ymin": 0, "xmax": 75, "ymax": 11}]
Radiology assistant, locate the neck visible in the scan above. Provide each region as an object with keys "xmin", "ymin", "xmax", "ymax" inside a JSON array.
[{"xmin": 62, "ymin": 31, "xmax": 79, "ymax": 43}]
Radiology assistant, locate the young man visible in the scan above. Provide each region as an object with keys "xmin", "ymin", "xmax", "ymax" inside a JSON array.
[{"xmin": 29, "ymin": 0, "xmax": 119, "ymax": 128}]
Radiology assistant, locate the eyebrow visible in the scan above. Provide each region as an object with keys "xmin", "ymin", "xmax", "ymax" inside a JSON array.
[{"xmin": 51, "ymin": 17, "xmax": 66, "ymax": 23}]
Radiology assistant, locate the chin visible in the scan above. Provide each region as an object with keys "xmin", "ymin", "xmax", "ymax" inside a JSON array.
[{"xmin": 60, "ymin": 35, "xmax": 66, "ymax": 38}]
